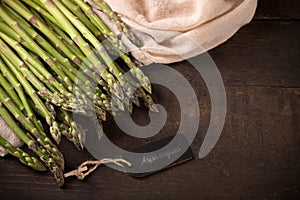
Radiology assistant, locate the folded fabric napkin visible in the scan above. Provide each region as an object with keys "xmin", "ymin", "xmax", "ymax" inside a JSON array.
[{"xmin": 100, "ymin": 0, "xmax": 257, "ymax": 64}]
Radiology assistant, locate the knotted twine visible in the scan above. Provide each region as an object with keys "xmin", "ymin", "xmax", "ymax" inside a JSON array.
[{"xmin": 64, "ymin": 158, "xmax": 131, "ymax": 180}]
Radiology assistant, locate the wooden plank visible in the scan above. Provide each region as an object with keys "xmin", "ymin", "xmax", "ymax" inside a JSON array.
[
  {"xmin": 0, "ymin": 86, "xmax": 299, "ymax": 200},
  {"xmin": 211, "ymin": 21, "xmax": 300, "ymax": 88},
  {"xmin": 255, "ymin": 0, "xmax": 300, "ymax": 20},
  {"xmin": 0, "ymin": 21, "xmax": 300, "ymax": 199}
]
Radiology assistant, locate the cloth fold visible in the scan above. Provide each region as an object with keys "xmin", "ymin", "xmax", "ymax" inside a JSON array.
[
  {"xmin": 103, "ymin": 0, "xmax": 258, "ymax": 64},
  {"xmin": 0, "ymin": 117, "xmax": 23, "ymax": 156}
]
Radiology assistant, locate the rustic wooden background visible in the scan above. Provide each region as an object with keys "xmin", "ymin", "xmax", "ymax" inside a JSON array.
[{"xmin": 1, "ymin": 1, "xmax": 299, "ymax": 199}]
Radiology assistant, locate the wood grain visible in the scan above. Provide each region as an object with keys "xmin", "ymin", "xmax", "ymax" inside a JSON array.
[
  {"xmin": 1, "ymin": 1, "xmax": 300, "ymax": 200},
  {"xmin": 255, "ymin": 0, "xmax": 300, "ymax": 19}
]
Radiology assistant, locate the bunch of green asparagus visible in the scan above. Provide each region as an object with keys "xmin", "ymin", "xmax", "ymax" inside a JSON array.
[{"xmin": 0, "ymin": 0, "xmax": 155, "ymax": 187}]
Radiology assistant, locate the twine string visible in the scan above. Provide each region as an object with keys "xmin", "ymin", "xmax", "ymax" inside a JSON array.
[{"xmin": 64, "ymin": 158, "xmax": 131, "ymax": 180}]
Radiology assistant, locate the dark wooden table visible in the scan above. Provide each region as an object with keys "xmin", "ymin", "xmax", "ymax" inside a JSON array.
[{"xmin": 1, "ymin": 1, "xmax": 300, "ymax": 199}]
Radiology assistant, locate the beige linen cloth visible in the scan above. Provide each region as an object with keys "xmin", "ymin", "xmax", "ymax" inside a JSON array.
[
  {"xmin": 98, "ymin": 0, "xmax": 258, "ymax": 64},
  {"xmin": 0, "ymin": 117, "xmax": 23, "ymax": 156},
  {"xmin": 0, "ymin": 0, "xmax": 257, "ymax": 156}
]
